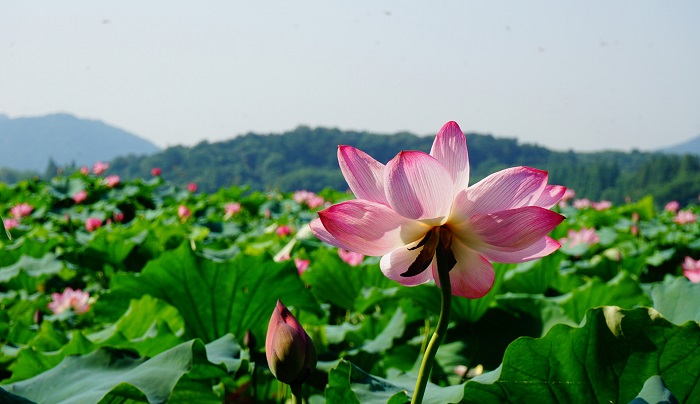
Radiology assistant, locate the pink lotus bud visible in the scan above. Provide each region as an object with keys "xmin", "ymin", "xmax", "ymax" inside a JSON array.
[
  {"xmin": 266, "ymin": 300, "xmax": 316, "ymax": 386},
  {"xmin": 3, "ymin": 217, "xmax": 19, "ymax": 230},
  {"xmin": 295, "ymin": 258, "xmax": 310, "ymax": 275},
  {"xmin": 93, "ymin": 161, "xmax": 109, "ymax": 175},
  {"xmin": 72, "ymin": 190, "xmax": 88, "ymax": 204},
  {"xmin": 665, "ymin": 201, "xmax": 680, "ymax": 213},
  {"xmin": 187, "ymin": 182, "xmax": 198, "ymax": 193},
  {"xmin": 151, "ymin": 167, "xmax": 162, "ymax": 176},
  {"xmin": 85, "ymin": 218, "xmax": 102, "ymax": 232},
  {"xmin": 681, "ymin": 257, "xmax": 700, "ymax": 283},
  {"xmin": 10, "ymin": 203, "xmax": 34, "ymax": 218},
  {"xmin": 113, "ymin": 212, "xmax": 124, "ymax": 222},
  {"xmin": 178, "ymin": 205, "xmax": 191, "ymax": 222},
  {"xmin": 224, "ymin": 202, "xmax": 241, "ymax": 219},
  {"xmin": 276, "ymin": 225, "xmax": 291, "ymax": 237},
  {"xmin": 80, "ymin": 166, "xmax": 89, "ymax": 175},
  {"xmin": 104, "ymin": 175, "xmax": 120, "ymax": 188},
  {"xmin": 338, "ymin": 249, "xmax": 364, "ymax": 266}
]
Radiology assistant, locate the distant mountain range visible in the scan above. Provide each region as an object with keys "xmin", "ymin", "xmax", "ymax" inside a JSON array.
[
  {"xmin": 0, "ymin": 113, "xmax": 160, "ymax": 172},
  {"xmin": 662, "ymin": 135, "xmax": 700, "ymax": 156}
]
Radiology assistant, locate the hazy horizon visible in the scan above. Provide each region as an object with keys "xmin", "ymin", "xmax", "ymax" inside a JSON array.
[{"xmin": 2, "ymin": 2, "xmax": 699, "ymax": 152}]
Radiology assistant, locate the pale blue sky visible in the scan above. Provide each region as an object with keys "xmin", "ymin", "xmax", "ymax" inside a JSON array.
[{"xmin": 1, "ymin": 1, "xmax": 699, "ymax": 151}]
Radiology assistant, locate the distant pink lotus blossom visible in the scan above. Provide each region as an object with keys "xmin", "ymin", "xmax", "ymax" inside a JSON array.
[
  {"xmin": 151, "ymin": 167, "xmax": 162, "ymax": 176},
  {"xmin": 573, "ymin": 199, "xmax": 591, "ymax": 209},
  {"xmin": 306, "ymin": 195, "xmax": 325, "ymax": 209},
  {"xmin": 558, "ymin": 189, "xmax": 576, "ymax": 207},
  {"xmin": 178, "ymin": 205, "xmax": 191, "ymax": 222},
  {"xmin": 104, "ymin": 175, "xmax": 120, "ymax": 188},
  {"xmin": 293, "ymin": 190, "xmax": 313, "ymax": 204},
  {"xmin": 113, "ymin": 212, "xmax": 124, "ymax": 222},
  {"xmin": 674, "ymin": 210, "xmax": 697, "ymax": 225},
  {"xmin": 311, "ymin": 121, "xmax": 566, "ymax": 298},
  {"xmin": 187, "ymin": 183, "xmax": 198, "ymax": 193},
  {"xmin": 295, "ymin": 258, "xmax": 310, "ymax": 275},
  {"xmin": 3, "ymin": 217, "xmax": 19, "ymax": 230},
  {"xmin": 559, "ymin": 227, "xmax": 599, "ymax": 248},
  {"xmin": 276, "ymin": 225, "xmax": 291, "ymax": 237},
  {"xmin": 224, "ymin": 202, "xmax": 241, "ymax": 219},
  {"xmin": 72, "ymin": 190, "xmax": 88, "ymax": 204},
  {"xmin": 338, "ymin": 249, "xmax": 364, "ymax": 266},
  {"xmin": 665, "ymin": 201, "xmax": 680, "ymax": 213},
  {"xmin": 80, "ymin": 166, "xmax": 90, "ymax": 175},
  {"xmin": 10, "ymin": 203, "xmax": 33, "ymax": 218},
  {"xmin": 681, "ymin": 257, "xmax": 700, "ymax": 283},
  {"xmin": 592, "ymin": 200, "xmax": 612, "ymax": 211},
  {"xmin": 264, "ymin": 209, "xmax": 271, "ymax": 219},
  {"xmin": 85, "ymin": 217, "xmax": 102, "ymax": 232},
  {"xmin": 48, "ymin": 287, "xmax": 91, "ymax": 315},
  {"xmin": 93, "ymin": 161, "xmax": 109, "ymax": 175},
  {"xmin": 293, "ymin": 190, "xmax": 325, "ymax": 209}
]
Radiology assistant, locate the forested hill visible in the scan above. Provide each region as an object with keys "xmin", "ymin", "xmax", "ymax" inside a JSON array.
[{"xmin": 108, "ymin": 126, "xmax": 700, "ymax": 206}]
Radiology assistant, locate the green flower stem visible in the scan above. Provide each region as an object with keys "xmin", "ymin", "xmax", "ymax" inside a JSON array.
[
  {"xmin": 291, "ymin": 383, "xmax": 302, "ymax": 404},
  {"xmin": 411, "ymin": 233, "xmax": 453, "ymax": 404}
]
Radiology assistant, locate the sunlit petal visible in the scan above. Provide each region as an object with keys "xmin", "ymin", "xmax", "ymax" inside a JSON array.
[
  {"xmin": 430, "ymin": 121, "xmax": 470, "ymax": 194},
  {"xmin": 534, "ymin": 185, "xmax": 566, "ymax": 209},
  {"xmin": 385, "ymin": 151, "xmax": 453, "ymax": 221},
  {"xmin": 316, "ymin": 200, "xmax": 429, "ymax": 256},
  {"xmin": 476, "ymin": 236, "xmax": 561, "ymax": 263},
  {"xmin": 451, "ymin": 166, "xmax": 549, "ymax": 221},
  {"xmin": 468, "ymin": 206, "xmax": 565, "ymax": 252},
  {"xmin": 380, "ymin": 240, "xmax": 435, "ymax": 287},
  {"xmin": 338, "ymin": 145, "xmax": 388, "ymax": 205}
]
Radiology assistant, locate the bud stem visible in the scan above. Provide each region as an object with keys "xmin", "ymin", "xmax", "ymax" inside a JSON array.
[
  {"xmin": 411, "ymin": 228, "xmax": 453, "ymax": 404},
  {"xmin": 291, "ymin": 383, "xmax": 303, "ymax": 404}
]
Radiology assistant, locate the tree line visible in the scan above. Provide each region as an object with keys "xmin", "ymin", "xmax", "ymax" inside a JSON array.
[{"xmin": 3, "ymin": 126, "xmax": 700, "ymax": 207}]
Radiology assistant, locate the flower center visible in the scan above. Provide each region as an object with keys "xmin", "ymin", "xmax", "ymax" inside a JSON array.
[{"xmin": 401, "ymin": 226, "xmax": 457, "ymax": 277}]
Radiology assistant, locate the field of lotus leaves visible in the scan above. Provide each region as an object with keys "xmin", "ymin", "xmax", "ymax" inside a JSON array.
[{"xmin": 1, "ymin": 169, "xmax": 699, "ymax": 403}]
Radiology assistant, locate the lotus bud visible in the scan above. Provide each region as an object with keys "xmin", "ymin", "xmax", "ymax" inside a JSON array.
[{"xmin": 265, "ymin": 300, "xmax": 316, "ymax": 386}]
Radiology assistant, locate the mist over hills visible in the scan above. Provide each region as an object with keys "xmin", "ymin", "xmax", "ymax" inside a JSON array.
[
  {"xmin": 662, "ymin": 135, "xmax": 700, "ymax": 156},
  {"xmin": 0, "ymin": 113, "xmax": 160, "ymax": 172}
]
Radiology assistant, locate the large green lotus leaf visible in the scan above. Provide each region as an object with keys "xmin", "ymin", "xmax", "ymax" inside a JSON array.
[
  {"xmin": 650, "ymin": 275, "xmax": 700, "ymax": 325},
  {"xmin": 0, "ymin": 254, "xmax": 65, "ymax": 289},
  {"xmin": 105, "ymin": 243, "xmax": 321, "ymax": 343},
  {"xmin": 502, "ymin": 254, "xmax": 562, "ymax": 295},
  {"xmin": 303, "ymin": 248, "xmax": 394, "ymax": 312},
  {"xmin": 1, "ymin": 337, "xmax": 237, "ymax": 404},
  {"xmin": 550, "ymin": 271, "xmax": 650, "ymax": 323},
  {"xmin": 495, "ymin": 293, "xmax": 577, "ymax": 336},
  {"xmin": 462, "ymin": 307, "xmax": 700, "ymax": 403},
  {"xmin": 6, "ymin": 296, "xmax": 186, "ymax": 383},
  {"xmin": 82, "ymin": 228, "xmax": 147, "ymax": 268},
  {"xmin": 0, "ymin": 386, "xmax": 34, "ymax": 404}
]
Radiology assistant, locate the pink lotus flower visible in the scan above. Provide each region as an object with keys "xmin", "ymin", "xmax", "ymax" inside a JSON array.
[
  {"xmin": 187, "ymin": 182, "xmax": 198, "ymax": 193},
  {"xmin": 573, "ymin": 199, "xmax": 591, "ymax": 209},
  {"xmin": 338, "ymin": 249, "xmax": 364, "ymax": 266},
  {"xmin": 674, "ymin": 210, "xmax": 697, "ymax": 225},
  {"xmin": 72, "ymin": 190, "xmax": 87, "ymax": 204},
  {"xmin": 80, "ymin": 166, "xmax": 89, "ymax": 175},
  {"xmin": 295, "ymin": 258, "xmax": 310, "ymax": 275},
  {"xmin": 178, "ymin": 205, "xmax": 191, "ymax": 222},
  {"xmin": 93, "ymin": 161, "xmax": 109, "ymax": 175},
  {"xmin": 10, "ymin": 203, "xmax": 33, "ymax": 218},
  {"xmin": 306, "ymin": 195, "xmax": 325, "ymax": 209},
  {"xmin": 113, "ymin": 211, "xmax": 124, "ymax": 222},
  {"xmin": 266, "ymin": 300, "xmax": 316, "ymax": 385},
  {"xmin": 151, "ymin": 167, "xmax": 162, "ymax": 176},
  {"xmin": 559, "ymin": 227, "xmax": 599, "ymax": 248},
  {"xmin": 293, "ymin": 190, "xmax": 314, "ymax": 203},
  {"xmin": 310, "ymin": 121, "xmax": 565, "ymax": 298},
  {"xmin": 681, "ymin": 257, "xmax": 700, "ymax": 283},
  {"xmin": 224, "ymin": 202, "xmax": 241, "ymax": 219},
  {"xmin": 47, "ymin": 287, "xmax": 91, "ymax": 315},
  {"xmin": 293, "ymin": 190, "xmax": 325, "ymax": 209},
  {"xmin": 665, "ymin": 201, "xmax": 680, "ymax": 213},
  {"xmin": 592, "ymin": 200, "xmax": 612, "ymax": 211},
  {"xmin": 276, "ymin": 225, "xmax": 291, "ymax": 237},
  {"xmin": 104, "ymin": 175, "xmax": 120, "ymax": 188},
  {"xmin": 3, "ymin": 217, "xmax": 19, "ymax": 230},
  {"xmin": 85, "ymin": 217, "xmax": 102, "ymax": 232}
]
